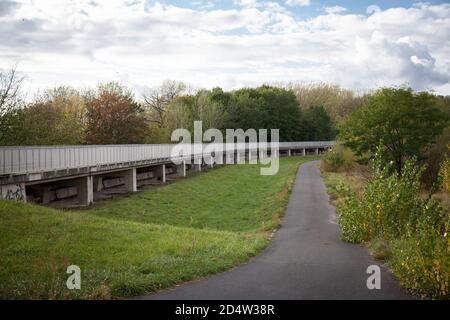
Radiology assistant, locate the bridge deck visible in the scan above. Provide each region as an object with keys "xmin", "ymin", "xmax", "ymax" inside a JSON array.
[
  {"xmin": 0, "ymin": 142, "xmax": 333, "ymax": 177},
  {"xmin": 0, "ymin": 141, "xmax": 334, "ymax": 205}
]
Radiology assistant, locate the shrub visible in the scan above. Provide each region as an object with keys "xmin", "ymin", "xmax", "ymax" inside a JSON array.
[
  {"xmin": 339, "ymin": 154, "xmax": 443, "ymax": 241},
  {"xmin": 336, "ymin": 149, "xmax": 449, "ymax": 298},
  {"xmin": 321, "ymin": 144, "xmax": 355, "ymax": 172},
  {"xmin": 439, "ymin": 144, "xmax": 450, "ymax": 192},
  {"xmin": 390, "ymin": 221, "xmax": 449, "ymax": 299},
  {"xmin": 422, "ymin": 129, "xmax": 450, "ymax": 188},
  {"xmin": 338, "ymin": 186, "xmax": 368, "ymax": 243}
]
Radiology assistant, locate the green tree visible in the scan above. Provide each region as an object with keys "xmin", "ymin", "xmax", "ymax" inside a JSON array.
[
  {"xmin": 3, "ymin": 86, "xmax": 86, "ymax": 145},
  {"xmin": 85, "ymin": 82, "xmax": 147, "ymax": 144},
  {"xmin": 339, "ymin": 87, "xmax": 449, "ymax": 176},
  {"xmin": 228, "ymin": 86, "xmax": 301, "ymax": 141},
  {"xmin": 299, "ymin": 106, "xmax": 336, "ymax": 141}
]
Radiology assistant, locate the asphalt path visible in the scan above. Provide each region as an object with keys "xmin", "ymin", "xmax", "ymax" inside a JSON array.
[{"xmin": 139, "ymin": 160, "xmax": 412, "ymax": 300}]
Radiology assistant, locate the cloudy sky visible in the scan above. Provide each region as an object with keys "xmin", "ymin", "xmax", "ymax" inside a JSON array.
[{"xmin": 1, "ymin": 0, "xmax": 450, "ymax": 97}]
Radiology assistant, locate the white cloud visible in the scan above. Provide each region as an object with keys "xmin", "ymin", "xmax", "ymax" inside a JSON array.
[
  {"xmin": 413, "ymin": 2, "xmax": 431, "ymax": 9},
  {"xmin": 324, "ymin": 6, "xmax": 347, "ymax": 14},
  {"xmin": 366, "ymin": 5, "xmax": 381, "ymax": 15},
  {"xmin": 1, "ymin": 0, "xmax": 449, "ymax": 95},
  {"xmin": 339, "ymin": 32, "xmax": 449, "ymax": 90},
  {"xmin": 285, "ymin": 0, "xmax": 311, "ymax": 7}
]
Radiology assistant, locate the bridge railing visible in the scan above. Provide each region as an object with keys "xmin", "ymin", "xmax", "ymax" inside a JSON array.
[{"xmin": 0, "ymin": 142, "xmax": 334, "ymax": 175}]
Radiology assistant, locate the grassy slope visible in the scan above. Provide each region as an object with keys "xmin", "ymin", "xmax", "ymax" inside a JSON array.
[
  {"xmin": 0, "ymin": 156, "xmax": 317, "ymax": 299},
  {"xmin": 91, "ymin": 158, "xmax": 304, "ymax": 232}
]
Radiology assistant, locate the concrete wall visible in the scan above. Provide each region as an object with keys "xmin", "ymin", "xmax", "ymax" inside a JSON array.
[{"xmin": 0, "ymin": 183, "xmax": 26, "ymax": 202}]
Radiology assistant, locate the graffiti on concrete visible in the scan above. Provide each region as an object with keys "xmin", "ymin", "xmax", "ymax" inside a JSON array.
[{"xmin": 2, "ymin": 184, "xmax": 25, "ymax": 201}]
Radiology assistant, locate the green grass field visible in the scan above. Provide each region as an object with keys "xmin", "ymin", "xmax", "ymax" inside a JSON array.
[{"xmin": 0, "ymin": 156, "xmax": 317, "ymax": 299}]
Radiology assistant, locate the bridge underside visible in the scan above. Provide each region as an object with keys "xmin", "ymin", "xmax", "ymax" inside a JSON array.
[{"xmin": 0, "ymin": 145, "xmax": 331, "ymax": 207}]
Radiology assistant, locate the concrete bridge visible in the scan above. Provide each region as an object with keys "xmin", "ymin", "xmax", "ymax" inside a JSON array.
[{"xmin": 0, "ymin": 141, "xmax": 334, "ymax": 207}]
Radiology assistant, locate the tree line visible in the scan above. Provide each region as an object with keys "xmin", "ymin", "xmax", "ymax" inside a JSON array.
[
  {"xmin": 1, "ymin": 67, "xmax": 448, "ymax": 164},
  {"xmin": 0, "ymin": 68, "xmax": 356, "ymax": 146}
]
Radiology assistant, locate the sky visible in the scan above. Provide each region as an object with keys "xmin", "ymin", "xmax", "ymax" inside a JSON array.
[{"xmin": 1, "ymin": 0, "xmax": 450, "ymax": 98}]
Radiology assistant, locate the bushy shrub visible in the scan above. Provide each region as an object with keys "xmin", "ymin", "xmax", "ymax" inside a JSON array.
[
  {"xmin": 339, "ymin": 153, "xmax": 443, "ymax": 241},
  {"xmin": 321, "ymin": 144, "xmax": 355, "ymax": 172},
  {"xmin": 337, "ymin": 150, "xmax": 449, "ymax": 298},
  {"xmin": 390, "ymin": 221, "xmax": 449, "ymax": 299},
  {"xmin": 338, "ymin": 186, "xmax": 368, "ymax": 243}
]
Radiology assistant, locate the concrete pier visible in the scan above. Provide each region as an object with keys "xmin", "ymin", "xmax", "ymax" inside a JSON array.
[
  {"xmin": 176, "ymin": 161, "xmax": 186, "ymax": 177},
  {"xmin": 0, "ymin": 141, "xmax": 334, "ymax": 206},
  {"xmin": 154, "ymin": 164, "xmax": 166, "ymax": 183},
  {"xmin": 75, "ymin": 176, "xmax": 93, "ymax": 206}
]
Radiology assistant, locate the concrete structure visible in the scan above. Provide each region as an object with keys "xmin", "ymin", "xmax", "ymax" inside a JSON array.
[{"xmin": 0, "ymin": 141, "xmax": 334, "ymax": 206}]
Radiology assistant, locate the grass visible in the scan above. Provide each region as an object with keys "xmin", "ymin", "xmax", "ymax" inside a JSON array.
[
  {"xmin": 0, "ymin": 156, "xmax": 317, "ymax": 299},
  {"xmin": 321, "ymin": 169, "xmax": 367, "ymax": 209},
  {"xmin": 90, "ymin": 157, "xmax": 305, "ymax": 232}
]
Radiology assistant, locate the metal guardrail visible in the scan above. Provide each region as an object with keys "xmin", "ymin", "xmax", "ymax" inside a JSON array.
[{"xmin": 0, "ymin": 142, "xmax": 334, "ymax": 175}]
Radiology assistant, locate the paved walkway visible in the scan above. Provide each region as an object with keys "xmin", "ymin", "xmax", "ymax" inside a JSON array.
[{"xmin": 139, "ymin": 160, "xmax": 412, "ymax": 300}]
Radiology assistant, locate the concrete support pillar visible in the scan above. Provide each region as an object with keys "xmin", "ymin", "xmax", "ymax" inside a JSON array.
[
  {"xmin": 95, "ymin": 176, "xmax": 104, "ymax": 192},
  {"xmin": 237, "ymin": 152, "xmax": 245, "ymax": 163},
  {"xmin": 193, "ymin": 159, "xmax": 202, "ymax": 172},
  {"xmin": 42, "ymin": 185, "xmax": 53, "ymax": 204},
  {"xmin": 315, "ymin": 148, "xmax": 319, "ymax": 155},
  {"xmin": 204, "ymin": 156, "xmax": 213, "ymax": 169},
  {"xmin": 123, "ymin": 168, "xmax": 137, "ymax": 192},
  {"xmin": 76, "ymin": 176, "xmax": 93, "ymax": 206},
  {"xmin": 223, "ymin": 153, "xmax": 227, "ymax": 165},
  {"xmin": 225, "ymin": 152, "xmax": 234, "ymax": 164},
  {"xmin": 154, "ymin": 164, "xmax": 166, "ymax": 183},
  {"xmin": 248, "ymin": 150, "xmax": 257, "ymax": 164},
  {"xmin": 302, "ymin": 149, "xmax": 306, "ymax": 156},
  {"xmin": 288, "ymin": 149, "xmax": 292, "ymax": 157},
  {"xmin": 272, "ymin": 149, "xmax": 279, "ymax": 158},
  {"xmin": 176, "ymin": 161, "xmax": 186, "ymax": 177}
]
